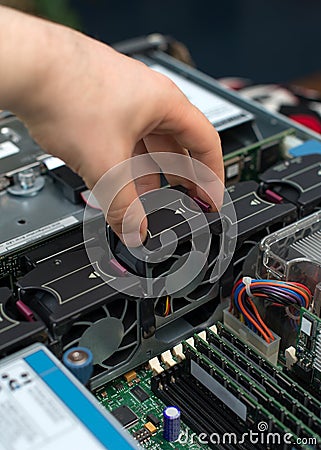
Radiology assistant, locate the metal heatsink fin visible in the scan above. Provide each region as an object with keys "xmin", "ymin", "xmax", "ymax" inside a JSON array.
[{"xmin": 291, "ymin": 230, "xmax": 321, "ymax": 262}]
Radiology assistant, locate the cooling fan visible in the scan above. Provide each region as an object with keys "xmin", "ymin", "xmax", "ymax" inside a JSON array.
[
  {"xmin": 107, "ymin": 185, "xmax": 223, "ymax": 319},
  {"xmin": 17, "ymin": 248, "xmax": 142, "ymax": 380},
  {"xmin": 62, "ymin": 298, "xmax": 139, "ymax": 375},
  {"xmin": 151, "ymin": 235, "xmax": 220, "ymax": 317}
]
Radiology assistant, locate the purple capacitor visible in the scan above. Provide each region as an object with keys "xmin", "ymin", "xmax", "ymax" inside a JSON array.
[{"xmin": 163, "ymin": 406, "xmax": 181, "ymax": 441}]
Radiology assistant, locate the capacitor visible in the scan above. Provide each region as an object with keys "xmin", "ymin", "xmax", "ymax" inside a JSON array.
[
  {"xmin": 163, "ymin": 406, "xmax": 181, "ymax": 442},
  {"xmin": 63, "ymin": 347, "xmax": 93, "ymax": 385}
]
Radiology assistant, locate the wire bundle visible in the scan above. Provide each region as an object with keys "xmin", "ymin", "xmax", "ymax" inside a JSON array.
[{"xmin": 230, "ymin": 277, "xmax": 312, "ymax": 343}]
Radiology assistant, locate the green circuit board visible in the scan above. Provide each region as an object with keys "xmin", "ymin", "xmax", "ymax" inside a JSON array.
[
  {"xmin": 295, "ymin": 308, "xmax": 321, "ymax": 390},
  {"xmin": 95, "ymin": 365, "xmax": 210, "ymax": 449}
]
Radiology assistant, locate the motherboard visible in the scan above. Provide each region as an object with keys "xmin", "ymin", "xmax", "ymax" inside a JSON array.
[{"xmin": 1, "ymin": 37, "xmax": 321, "ymax": 449}]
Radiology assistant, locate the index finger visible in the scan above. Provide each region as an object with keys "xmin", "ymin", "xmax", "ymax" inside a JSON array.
[{"xmin": 155, "ymin": 87, "xmax": 224, "ymax": 206}]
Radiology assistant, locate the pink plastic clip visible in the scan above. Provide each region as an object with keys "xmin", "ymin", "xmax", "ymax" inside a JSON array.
[
  {"xmin": 16, "ymin": 300, "xmax": 35, "ymax": 322},
  {"xmin": 193, "ymin": 196, "xmax": 211, "ymax": 212}
]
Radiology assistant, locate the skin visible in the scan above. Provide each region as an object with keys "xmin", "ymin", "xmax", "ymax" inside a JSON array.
[{"xmin": 0, "ymin": 6, "xmax": 223, "ymax": 246}]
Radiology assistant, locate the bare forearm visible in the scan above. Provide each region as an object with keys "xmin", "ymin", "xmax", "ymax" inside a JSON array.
[{"xmin": 0, "ymin": 6, "xmax": 76, "ymax": 118}]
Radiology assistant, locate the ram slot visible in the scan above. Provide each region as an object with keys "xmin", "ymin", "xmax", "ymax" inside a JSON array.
[
  {"xmin": 215, "ymin": 323, "xmax": 321, "ymax": 418},
  {"xmin": 182, "ymin": 343, "xmax": 302, "ymax": 443},
  {"xmin": 151, "ymin": 364, "xmax": 260, "ymax": 450},
  {"xmin": 196, "ymin": 333, "xmax": 321, "ymax": 436},
  {"xmin": 184, "ymin": 341, "xmax": 319, "ymax": 446}
]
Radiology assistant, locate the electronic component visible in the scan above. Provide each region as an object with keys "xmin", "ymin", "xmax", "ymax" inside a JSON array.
[
  {"xmin": 292, "ymin": 308, "xmax": 321, "ymax": 390},
  {"xmin": 0, "ymin": 287, "xmax": 47, "ymax": 357},
  {"xmin": 146, "ymin": 413, "xmax": 160, "ymax": 427},
  {"xmin": 148, "ymin": 357, "xmax": 164, "ymax": 375},
  {"xmin": 163, "ymin": 406, "xmax": 181, "ymax": 442},
  {"xmin": 4, "ymin": 38, "xmax": 321, "ymax": 450},
  {"xmin": 17, "ymin": 248, "xmax": 141, "ymax": 388},
  {"xmin": 227, "ymin": 277, "xmax": 311, "ymax": 363},
  {"xmin": 224, "ymin": 155, "xmax": 243, "ymax": 184},
  {"xmin": 257, "ymin": 209, "xmax": 321, "ymax": 296},
  {"xmin": 223, "ymin": 308, "xmax": 281, "ymax": 365},
  {"xmin": 260, "ymin": 153, "xmax": 321, "ymax": 216},
  {"xmin": 144, "ymin": 421, "xmax": 157, "ymax": 434},
  {"xmin": 111, "ymin": 405, "xmax": 139, "ymax": 429},
  {"xmin": 172, "ymin": 343, "xmax": 185, "ymax": 361},
  {"xmin": 160, "ymin": 350, "xmax": 176, "ymax": 368},
  {"xmin": 97, "ymin": 389, "xmax": 107, "ymax": 399},
  {"xmin": 226, "ymin": 180, "xmax": 297, "ymax": 244},
  {"xmin": 0, "ymin": 344, "xmax": 137, "ymax": 449},
  {"xmin": 152, "ymin": 326, "xmax": 321, "ymax": 447},
  {"xmin": 108, "ymin": 184, "xmax": 222, "ymax": 302},
  {"xmin": 63, "ymin": 347, "xmax": 93, "ymax": 385},
  {"xmin": 285, "ymin": 346, "xmax": 298, "ymax": 369},
  {"xmin": 132, "ymin": 427, "xmax": 151, "ymax": 443},
  {"xmin": 213, "ymin": 323, "xmax": 321, "ymax": 418},
  {"xmin": 47, "ymin": 164, "xmax": 86, "ymax": 204},
  {"xmin": 130, "ymin": 385, "xmax": 149, "ymax": 402},
  {"xmin": 222, "ymin": 130, "xmax": 291, "ymax": 183},
  {"xmin": 124, "ymin": 370, "xmax": 137, "ymax": 383}
]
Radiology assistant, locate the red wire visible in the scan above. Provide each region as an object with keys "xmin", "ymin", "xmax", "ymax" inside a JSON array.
[
  {"xmin": 247, "ymin": 297, "xmax": 275, "ymax": 341},
  {"xmin": 237, "ymin": 286, "xmax": 271, "ymax": 343},
  {"xmin": 231, "ymin": 278, "xmax": 311, "ymax": 343}
]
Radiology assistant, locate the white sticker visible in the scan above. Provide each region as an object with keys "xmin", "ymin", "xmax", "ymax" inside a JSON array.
[
  {"xmin": 0, "ymin": 141, "xmax": 19, "ymax": 159},
  {"xmin": 43, "ymin": 156, "xmax": 65, "ymax": 170},
  {"xmin": 0, "ymin": 360, "xmax": 105, "ymax": 450},
  {"xmin": 190, "ymin": 359, "xmax": 247, "ymax": 421},
  {"xmin": 301, "ymin": 316, "xmax": 312, "ymax": 336},
  {"xmin": 0, "ymin": 216, "xmax": 79, "ymax": 255},
  {"xmin": 151, "ymin": 64, "xmax": 253, "ymax": 131}
]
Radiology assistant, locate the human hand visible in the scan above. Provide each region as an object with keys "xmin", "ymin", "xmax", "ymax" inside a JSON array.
[{"xmin": 0, "ymin": 8, "xmax": 223, "ymax": 246}]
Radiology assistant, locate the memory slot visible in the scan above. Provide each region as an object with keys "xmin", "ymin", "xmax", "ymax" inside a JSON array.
[
  {"xmin": 215, "ymin": 323, "xmax": 321, "ymax": 418},
  {"xmin": 151, "ymin": 364, "xmax": 265, "ymax": 450},
  {"xmin": 183, "ymin": 341, "xmax": 318, "ymax": 448},
  {"xmin": 195, "ymin": 333, "xmax": 321, "ymax": 436},
  {"xmin": 199, "ymin": 333, "xmax": 321, "ymax": 434},
  {"xmin": 152, "ymin": 366, "xmax": 237, "ymax": 450}
]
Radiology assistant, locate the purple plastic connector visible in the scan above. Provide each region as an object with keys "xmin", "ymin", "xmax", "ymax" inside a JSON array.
[
  {"xmin": 110, "ymin": 258, "xmax": 128, "ymax": 276},
  {"xmin": 193, "ymin": 196, "xmax": 211, "ymax": 212},
  {"xmin": 264, "ymin": 189, "xmax": 283, "ymax": 204},
  {"xmin": 16, "ymin": 300, "xmax": 35, "ymax": 322}
]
